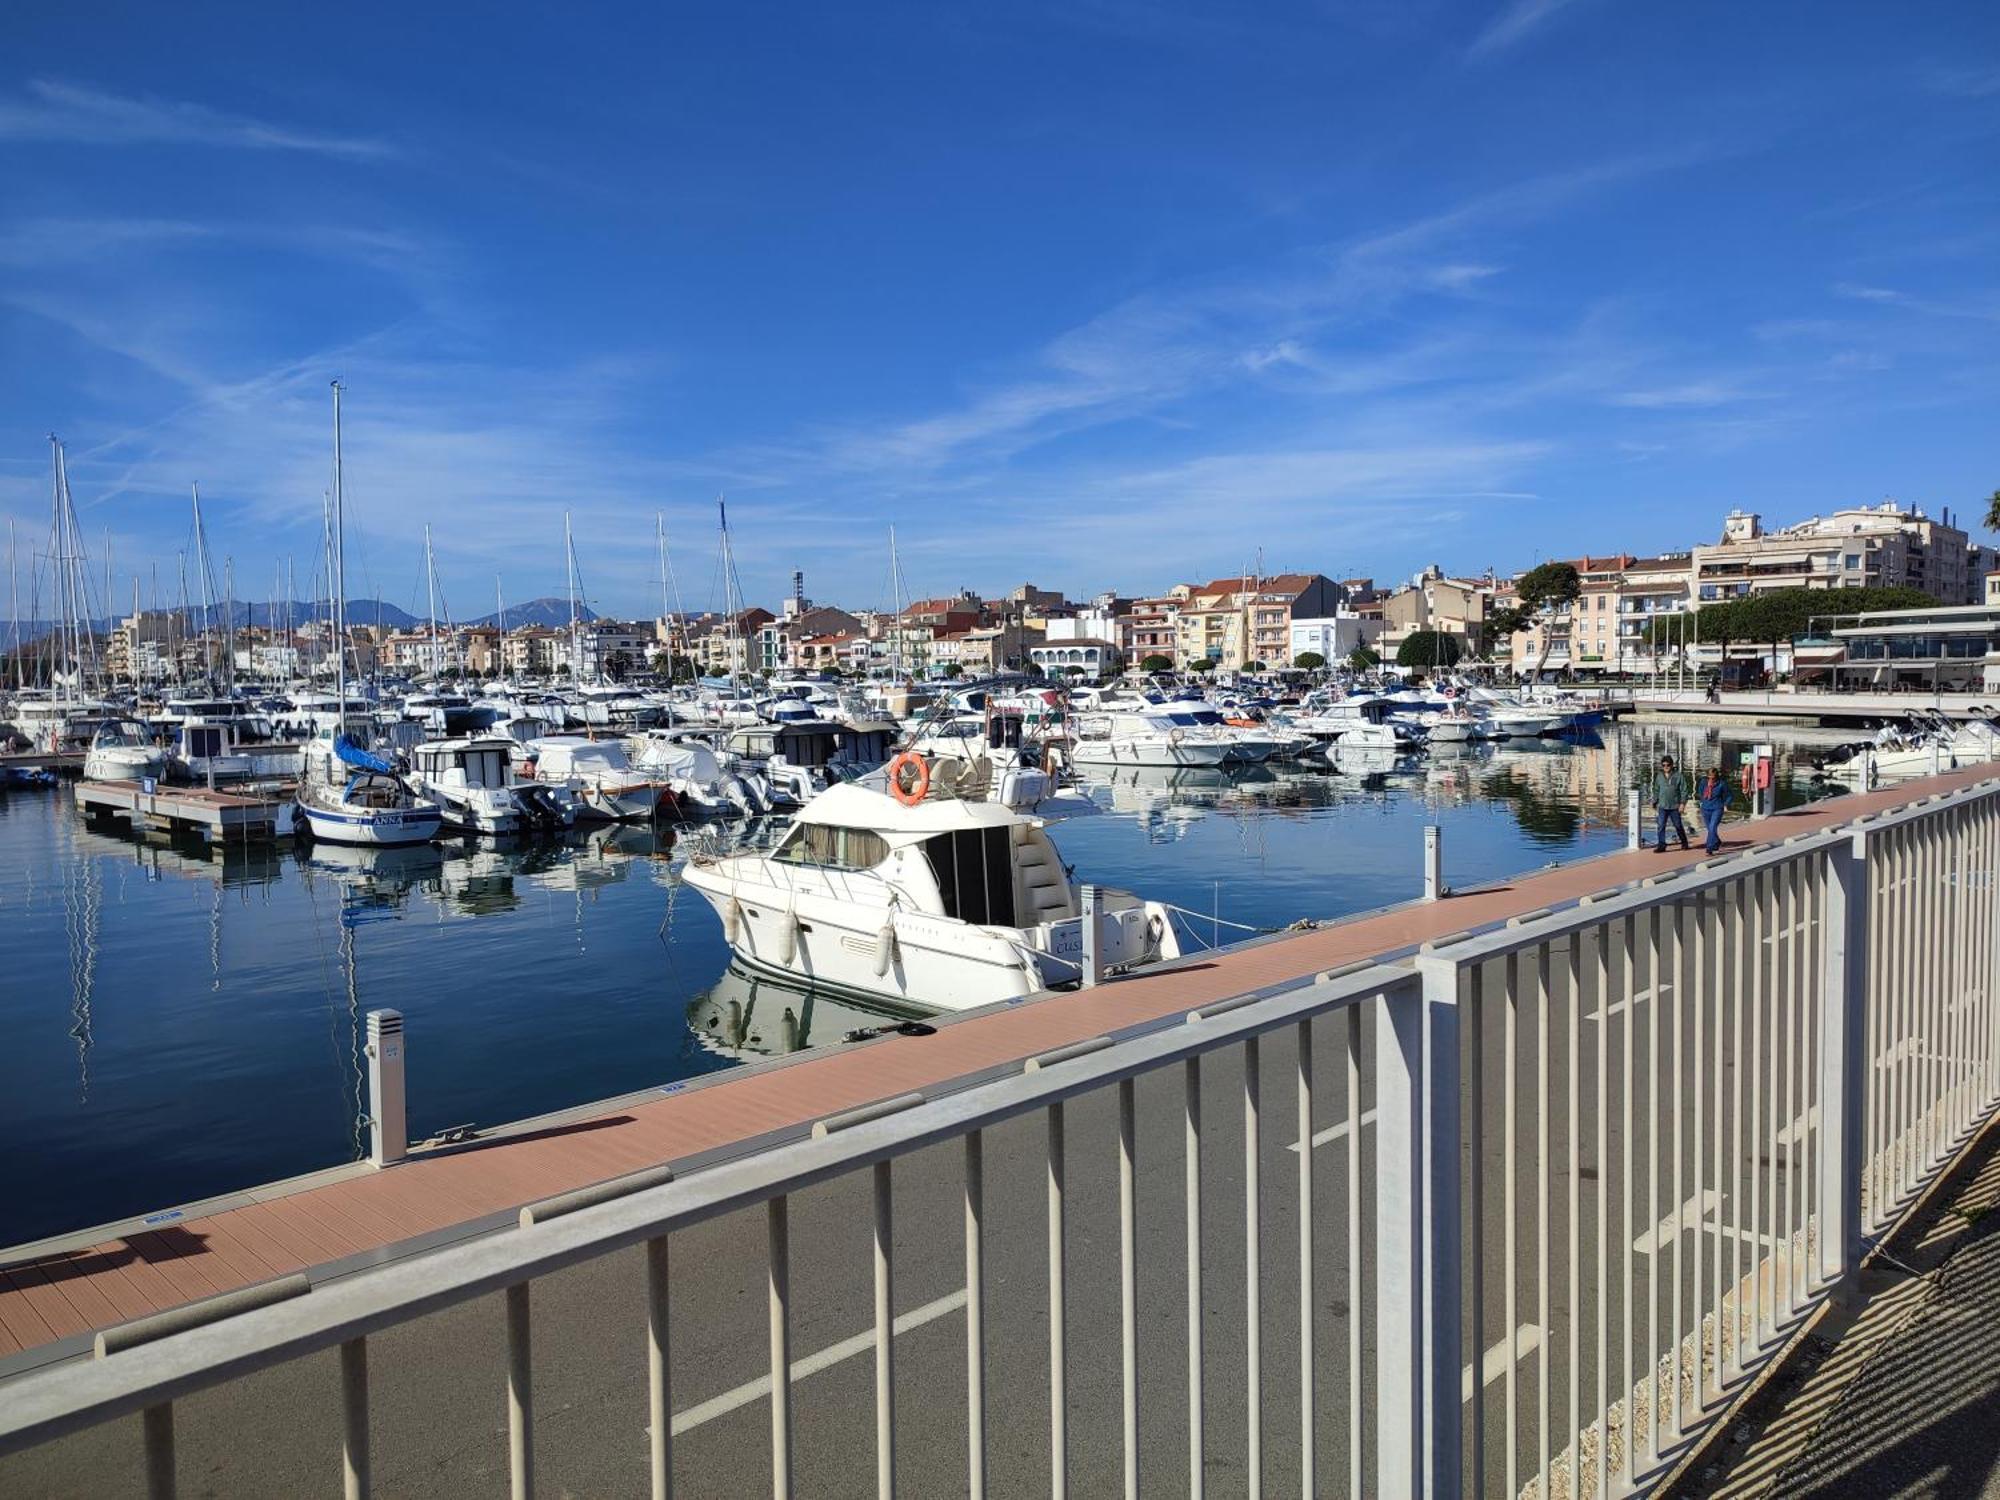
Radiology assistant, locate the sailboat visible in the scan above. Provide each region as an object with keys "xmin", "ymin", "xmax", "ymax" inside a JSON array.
[{"xmin": 293, "ymin": 383, "xmax": 444, "ymax": 848}]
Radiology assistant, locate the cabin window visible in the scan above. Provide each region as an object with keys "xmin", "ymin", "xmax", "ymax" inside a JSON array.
[
  {"xmin": 773, "ymin": 824, "xmax": 889, "ymax": 870},
  {"xmin": 923, "ymin": 828, "xmax": 1015, "ymax": 927}
]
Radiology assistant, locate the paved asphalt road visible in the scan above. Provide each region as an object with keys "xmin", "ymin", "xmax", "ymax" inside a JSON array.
[{"xmin": 2, "ymin": 893, "xmax": 1838, "ymax": 1499}]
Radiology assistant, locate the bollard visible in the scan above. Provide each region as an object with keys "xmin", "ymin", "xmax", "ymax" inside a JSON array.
[
  {"xmin": 365, "ymin": 1009, "xmax": 407, "ymax": 1167},
  {"xmin": 1423, "ymin": 824, "xmax": 1443, "ymax": 901},
  {"xmin": 1080, "ymin": 884, "xmax": 1102, "ymax": 987},
  {"xmin": 1627, "ymin": 789, "xmax": 1642, "ymax": 850}
]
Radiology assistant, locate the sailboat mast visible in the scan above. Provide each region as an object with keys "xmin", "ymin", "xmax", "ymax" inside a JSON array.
[
  {"xmin": 6, "ymin": 518, "xmax": 17, "ymax": 693},
  {"xmin": 495, "ymin": 574, "xmax": 506, "ymax": 680},
  {"xmin": 564, "ymin": 511, "xmax": 581, "ymax": 681},
  {"xmin": 332, "ymin": 383, "xmax": 348, "ymax": 717},
  {"xmin": 223, "ymin": 556, "xmax": 236, "ymax": 695},
  {"xmin": 425, "ymin": 522, "xmax": 439, "ymax": 681}
]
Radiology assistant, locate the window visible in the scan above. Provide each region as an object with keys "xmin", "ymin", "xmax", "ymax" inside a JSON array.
[
  {"xmin": 924, "ymin": 828, "xmax": 1016, "ymax": 926},
  {"xmin": 773, "ymin": 824, "xmax": 889, "ymax": 869}
]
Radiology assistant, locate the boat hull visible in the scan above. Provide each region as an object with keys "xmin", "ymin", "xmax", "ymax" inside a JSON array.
[{"xmin": 296, "ymin": 801, "xmax": 444, "ymax": 846}]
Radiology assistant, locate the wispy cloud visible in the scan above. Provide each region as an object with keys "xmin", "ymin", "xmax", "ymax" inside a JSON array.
[
  {"xmin": 0, "ymin": 218, "xmax": 216, "ymax": 268},
  {"xmin": 1835, "ymin": 281, "xmax": 2000, "ymax": 323},
  {"xmin": 0, "ymin": 80, "xmax": 396, "ymax": 160},
  {"xmin": 1466, "ymin": 0, "xmax": 1590, "ymax": 59},
  {"xmin": 1607, "ymin": 380, "xmax": 1769, "ymax": 410}
]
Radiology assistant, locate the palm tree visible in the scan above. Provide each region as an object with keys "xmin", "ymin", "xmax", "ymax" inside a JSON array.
[{"xmin": 1984, "ymin": 488, "xmax": 2000, "ymax": 534}]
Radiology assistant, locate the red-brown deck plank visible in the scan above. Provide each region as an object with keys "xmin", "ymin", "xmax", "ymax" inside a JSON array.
[
  {"xmin": 12, "ymin": 1256, "xmax": 129, "ymax": 1337},
  {"xmin": 0, "ymin": 1272, "xmax": 62, "ymax": 1352},
  {"xmin": 2, "ymin": 762, "xmax": 1991, "ymax": 1366}
]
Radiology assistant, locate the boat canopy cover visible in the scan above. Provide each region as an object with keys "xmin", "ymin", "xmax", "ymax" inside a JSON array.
[{"xmin": 334, "ymin": 733, "xmax": 396, "ymax": 774}]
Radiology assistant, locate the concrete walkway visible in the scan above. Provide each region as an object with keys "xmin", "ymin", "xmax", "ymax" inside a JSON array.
[{"xmin": 1676, "ymin": 1114, "xmax": 2000, "ymax": 1498}]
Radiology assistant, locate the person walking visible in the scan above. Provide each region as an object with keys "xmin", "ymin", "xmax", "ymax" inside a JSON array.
[
  {"xmin": 1697, "ymin": 764, "xmax": 1730, "ymax": 854},
  {"xmin": 1650, "ymin": 753, "xmax": 1691, "ymax": 852}
]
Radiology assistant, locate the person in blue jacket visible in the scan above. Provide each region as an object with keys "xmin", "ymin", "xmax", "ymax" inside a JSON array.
[{"xmin": 1697, "ymin": 764, "xmax": 1730, "ymax": 854}]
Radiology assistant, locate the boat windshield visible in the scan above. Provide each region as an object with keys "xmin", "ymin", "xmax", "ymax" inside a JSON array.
[{"xmin": 772, "ymin": 824, "xmax": 889, "ymax": 870}]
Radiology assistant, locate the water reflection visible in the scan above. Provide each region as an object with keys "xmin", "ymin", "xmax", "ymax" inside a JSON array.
[{"xmin": 687, "ymin": 962, "xmax": 916, "ymax": 1059}]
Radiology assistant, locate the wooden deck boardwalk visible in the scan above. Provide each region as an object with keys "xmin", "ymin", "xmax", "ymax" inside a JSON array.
[
  {"xmin": 73, "ymin": 779, "xmax": 293, "ymax": 842},
  {"xmin": 4, "ymin": 763, "xmax": 1990, "ymax": 1375}
]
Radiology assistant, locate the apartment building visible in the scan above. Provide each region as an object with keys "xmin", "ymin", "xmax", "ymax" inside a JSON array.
[
  {"xmin": 1692, "ymin": 504, "xmax": 1973, "ymax": 605},
  {"xmin": 1174, "ymin": 573, "xmax": 1344, "ymax": 670},
  {"xmin": 1378, "ymin": 566, "xmax": 1493, "ymax": 657}
]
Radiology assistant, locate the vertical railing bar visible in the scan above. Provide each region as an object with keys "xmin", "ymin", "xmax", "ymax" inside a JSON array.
[
  {"xmin": 1297, "ymin": 1019, "xmax": 1315, "ymax": 1499},
  {"xmin": 768, "ymin": 1199, "xmax": 792, "ymax": 1500},
  {"xmin": 1620, "ymin": 911, "xmax": 1635, "ymax": 1487},
  {"xmin": 647, "ymin": 1238, "xmax": 671, "ymax": 1500},
  {"xmin": 1595, "ymin": 922, "xmax": 1610, "ymax": 1500},
  {"xmin": 1871, "ymin": 828, "xmax": 1891, "ymax": 1231},
  {"xmin": 508, "ymin": 1281, "xmax": 534, "ymax": 1500},
  {"xmin": 1916, "ymin": 821, "xmax": 1933, "ymax": 1179},
  {"xmin": 1647, "ymin": 902, "xmax": 1662, "ymax": 1470},
  {"xmin": 143, "ymin": 1402, "xmax": 175, "ymax": 1500},
  {"xmin": 1748, "ymin": 868, "xmax": 1767, "ymax": 1357},
  {"xmin": 1566, "ymin": 930, "xmax": 1582, "ymax": 1497},
  {"xmin": 1503, "ymin": 950, "xmax": 1520, "ymax": 1500},
  {"xmin": 1728, "ymin": 877, "xmax": 1747, "ymax": 1381},
  {"xmin": 1048, "ymin": 1102, "xmax": 1068, "ymax": 1500},
  {"xmin": 1535, "ymin": 941, "xmax": 1552, "ymax": 1496},
  {"xmin": 965, "ymin": 1132, "xmax": 986, "ymax": 1500},
  {"xmin": 342, "ymin": 1335, "xmax": 369, "ymax": 1500},
  {"xmin": 1120, "ymin": 1077, "xmax": 1140, "ymax": 1500},
  {"xmin": 1690, "ymin": 892, "xmax": 1708, "ymax": 1420},
  {"xmin": 875, "ymin": 1159, "xmax": 897, "ymax": 1500},
  {"xmin": 1783, "ymin": 862, "xmax": 1802, "ymax": 1317},
  {"xmin": 1347, "ymin": 1003, "xmax": 1365, "ymax": 1500},
  {"xmin": 1670, "ymin": 896, "xmax": 1687, "ymax": 1440},
  {"xmin": 1713, "ymin": 883, "xmax": 1729, "ymax": 1394},
  {"xmin": 1464, "ymin": 968, "xmax": 1483, "ymax": 1500},
  {"xmin": 1185, "ymin": 1062, "xmax": 1203, "ymax": 1500},
  {"xmin": 1883, "ymin": 825, "xmax": 1900, "ymax": 1217},
  {"xmin": 1245, "ymin": 1036, "xmax": 1263, "ymax": 1500},
  {"xmin": 1896, "ymin": 825, "xmax": 1915, "ymax": 1205}
]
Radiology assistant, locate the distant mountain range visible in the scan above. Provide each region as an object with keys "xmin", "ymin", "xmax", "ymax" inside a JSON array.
[
  {"xmin": 4, "ymin": 596, "xmax": 603, "ymax": 646},
  {"xmin": 462, "ymin": 597, "xmax": 598, "ymax": 630}
]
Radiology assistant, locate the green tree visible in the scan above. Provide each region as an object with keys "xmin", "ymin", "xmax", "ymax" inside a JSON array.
[
  {"xmin": 1242, "ymin": 659, "xmax": 1267, "ymax": 673},
  {"xmin": 1188, "ymin": 657, "xmax": 1217, "ymax": 674},
  {"xmin": 1396, "ymin": 630, "xmax": 1465, "ymax": 669},
  {"xmin": 1140, "ymin": 653, "xmax": 1174, "ymax": 673},
  {"xmin": 1984, "ymin": 488, "xmax": 2000, "ymax": 534},
  {"xmin": 1488, "ymin": 561, "xmax": 1582, "ymax": 680},
  {"xmin": 1347, "ymin": 645, "xmax": 1381, "ymax": 671},
  {"xmin": 1293, "ymin": 651, "xmax": 1326, "ymax": 671}
]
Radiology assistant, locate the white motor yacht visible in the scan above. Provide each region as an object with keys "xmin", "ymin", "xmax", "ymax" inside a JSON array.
[
  {"xmin": 82, "ymin": 719, "xmax": 168, "ymax": 783},
  {"xmin": 627, "ymin": 728, "xmax": 773, "ymax": 816},
  {"xmin": 409, "ymin": 736, "xmax": 575, "ymax": 834},
  {"xmin": 525, "ymin": 736, "xmax": 670, "ymax": 822},
  {"xmin": 1070, "ymin": 708, "xmax": 1234, "ymax": 769},
  {"xmin": 681, "ymin": 775, "xmax": 1183, "ymax": 1012}
]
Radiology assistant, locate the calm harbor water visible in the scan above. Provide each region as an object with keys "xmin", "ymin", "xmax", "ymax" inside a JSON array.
[{"xmin": 0, "ymin": 720, "xmax": 1838, "ymax": 1245}]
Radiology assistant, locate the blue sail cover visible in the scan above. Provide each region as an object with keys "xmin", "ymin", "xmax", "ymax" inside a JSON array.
[{"xmin": 333, "ymin": 732, "xmax": 395, "ymax": 774}]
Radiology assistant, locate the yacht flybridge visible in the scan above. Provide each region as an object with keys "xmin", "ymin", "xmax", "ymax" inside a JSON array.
[{"xmin": 681, "ymin": 762, "xmax": 1183, "ymax": 1012}]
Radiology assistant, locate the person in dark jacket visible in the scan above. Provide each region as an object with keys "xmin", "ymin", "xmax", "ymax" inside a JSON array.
[
  {"xmin": 1650, "ymin": 754, "xmax": 1691, "ymax": 852},
  {"xmin": 1697, "ymin": 766, "xmax": 1730, "ymax": 854}
]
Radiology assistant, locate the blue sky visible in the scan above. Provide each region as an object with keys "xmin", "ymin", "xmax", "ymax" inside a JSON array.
[{"xmin": 2, "ymin": 1, "xmax": 1996, "ymax": 621}]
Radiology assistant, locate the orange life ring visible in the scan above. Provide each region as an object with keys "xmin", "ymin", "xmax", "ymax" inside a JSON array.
[{"xmin": 888, "ymin": 751, "xmax": 931, "ymax": 806}]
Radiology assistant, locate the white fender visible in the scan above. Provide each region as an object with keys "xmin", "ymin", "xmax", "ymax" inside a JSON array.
[
  {"xmin": 778, "ymin": 906, "xmax": 800, "ymax": 966},
  {"xmin": 873, "ymin": 918, "xmax": 898, "ymax": 978},
  {"xmin": 724, "ymin": 896, "xmax": 744, "ymax": 947}
]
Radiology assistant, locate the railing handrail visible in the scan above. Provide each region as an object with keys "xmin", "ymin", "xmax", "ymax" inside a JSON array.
[{"xmin": 0, "ymin": 958, "xmax": 1417, "ymax": 1458}]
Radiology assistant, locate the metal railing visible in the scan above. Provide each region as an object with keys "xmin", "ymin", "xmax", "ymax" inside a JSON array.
[{"xmin": 2, "ymin": 777, "xmax": 1997, "ymax": 1498}]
